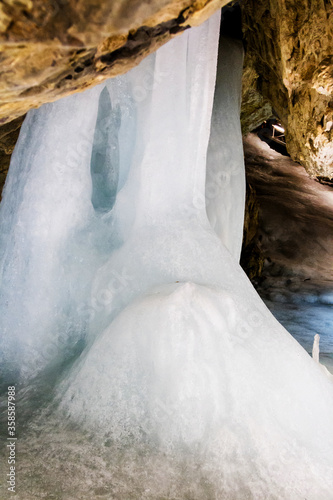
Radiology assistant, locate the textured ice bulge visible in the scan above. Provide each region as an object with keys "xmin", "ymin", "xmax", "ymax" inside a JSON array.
[
  {"xmin": 0, "ymin": 84, "xmax": 102, "ymax": 382},
  {"xmin": 0, "ymin": 11, "xmax": 333, "ymax": 499}
]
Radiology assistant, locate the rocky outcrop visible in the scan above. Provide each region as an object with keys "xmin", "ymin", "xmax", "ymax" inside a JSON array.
[
  {"xmin": 0, "ymin": 0, "xmax": 228, "ymax": 125},
  {"xmin": 241, "ymin": 0, "xmax": 333, "ymax": 178}
]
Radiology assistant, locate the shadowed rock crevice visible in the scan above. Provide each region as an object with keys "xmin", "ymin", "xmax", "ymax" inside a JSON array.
[{"xmin": 99, "ymin": 12, "xmax": 190, "ymax": 67}]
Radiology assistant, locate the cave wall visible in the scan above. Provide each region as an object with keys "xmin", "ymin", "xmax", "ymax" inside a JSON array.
[{"xmin": 241, "ymin": 0, "xmax": 333, "ymax": 178}]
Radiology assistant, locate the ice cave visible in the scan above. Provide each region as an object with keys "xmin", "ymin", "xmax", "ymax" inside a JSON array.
[{"xmin": 0, "ymin": 2, "xmax": 333, "ymax": 499}]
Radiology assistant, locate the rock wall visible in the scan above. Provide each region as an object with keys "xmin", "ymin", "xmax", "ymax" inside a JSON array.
[
  {"xmin": 241, "ymin": 0, "xmax": 333, "ymax": 177},
  {"xmin": 240, "ymin": 54, "xmax": 273, "ymax": 135}
]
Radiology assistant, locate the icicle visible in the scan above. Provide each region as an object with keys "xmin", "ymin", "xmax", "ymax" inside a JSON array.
[{"xmin": 312, "ymin": 333, "xmax": 320, "ymax": 363}]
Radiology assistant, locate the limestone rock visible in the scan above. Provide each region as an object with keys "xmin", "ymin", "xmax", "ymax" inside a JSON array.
[{"xmin": 241, "ymin": 0, "xmax": 333, "ymax": 177}]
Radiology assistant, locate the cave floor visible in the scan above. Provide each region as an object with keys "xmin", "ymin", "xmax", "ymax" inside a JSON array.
[{"xmin": 243, "ymin": 133, "xmax": 333, "ymax": 373}]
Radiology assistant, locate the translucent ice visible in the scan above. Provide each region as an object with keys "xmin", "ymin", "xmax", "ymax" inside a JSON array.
[
  {"xmin": 312, "ymin": 333, "xmax": 320, "ymax": 363},
  {"xmin": 206, "ymin": 35, "xmax": 246, "ymax": 261},
  {"xmin": 0, "ymin": 10, "xmax": 333, "ymax": 499}
]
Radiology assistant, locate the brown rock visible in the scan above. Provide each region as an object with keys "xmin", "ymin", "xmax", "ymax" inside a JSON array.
[
  {"xmin": 241, "ymin": 0, "xmax": 333, "ymax": 177},
  {"xmin": 240, "ymin": 53, "xmax": 273, "ymax": 135}
]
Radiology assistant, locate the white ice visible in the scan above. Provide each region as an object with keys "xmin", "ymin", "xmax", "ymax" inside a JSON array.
[
  {"xmin": 0, "ymin": 10, "xmax": 333, "ymax": 499},
  {"xmin": 206, "ymin": 35, "xmax": 246, "ymax": 261}
]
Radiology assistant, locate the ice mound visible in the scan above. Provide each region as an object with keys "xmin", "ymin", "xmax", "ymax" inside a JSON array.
[{"xmin": 60, "ymin": 280, "xmax": 333, "ymax": 450}]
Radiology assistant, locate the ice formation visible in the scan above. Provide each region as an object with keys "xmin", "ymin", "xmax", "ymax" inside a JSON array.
[
  {"xmin": 1, "ymin": 10, "xmax": 333, "ymax": 499},
  {"xmin": 312, "ymin": 333, "xmax": 320, "ymax": 363},
  {"xmin": 206, "ymin": 35, "xmax": 246, "ymax": 261}
]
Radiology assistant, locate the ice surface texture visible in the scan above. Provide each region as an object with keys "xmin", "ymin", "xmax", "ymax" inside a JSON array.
[
  {"xmin": 0, "ymin": 11, "xmax": 333, "ymax": 499},
  {"xmin": 206, "ymin": 35, "xmax": 246, "ymax": 261}
]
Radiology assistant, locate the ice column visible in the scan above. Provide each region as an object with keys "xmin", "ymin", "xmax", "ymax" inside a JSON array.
[
  {"xmin": 206, "ymin": 35, "xmax": 246, "ymax": 262},
  {"xmin": 0, "ymin": 86, "xmax": 103, "ymax": 382}
]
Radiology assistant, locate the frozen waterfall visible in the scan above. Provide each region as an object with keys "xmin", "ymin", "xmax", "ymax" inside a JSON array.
[{"xmin": 1, "ymin": 10, "xmax": 333, "ymax": 500}]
